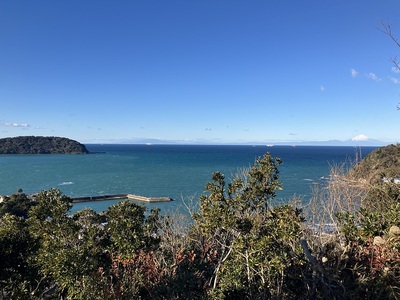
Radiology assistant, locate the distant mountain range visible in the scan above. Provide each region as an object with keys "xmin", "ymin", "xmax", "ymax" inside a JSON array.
[
  {"xmin": 268, "ymin": 139, "xmax": 388, "ymax": 147},
  {"xmin": 83, "ymin": 137, "xmax": 391, "ymax": 147}
]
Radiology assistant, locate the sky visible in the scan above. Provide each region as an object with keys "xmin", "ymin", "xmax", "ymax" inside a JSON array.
[{"xmin": 1, "ymin": 1, "xmax": 400, "ymax": 145}]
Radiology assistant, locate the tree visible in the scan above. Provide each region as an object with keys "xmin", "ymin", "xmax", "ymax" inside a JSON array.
[
  {"xmin": 190, "ymin": 153, "xmax": 309, "ymax": 299},
  {"xmin": 105, "ymin": 200, "xmax": 160, "ymax": 257},
  {"xmin": 0, "ymin": 136, "xmax": 89, "ymax": 154},
  {"xmin": 336, "ymin": 182, "xmax": 400, "ymax": 299},
  {"xmin": 28, "ymin": 188, "xmax": 72, "ymax": 226},
  {"xmin": 0, "ymin": 214, "xmax": 38, "ymax": 299},
  {"xmin": 380, "ymin": 21, "xmax": 400, "ymax": 73},
  {"xmin": 307, "ymin": 153, "xmax": 400, "ymax": 299},
  {"xmin": 0, "ymin": 189, "xmax": 36, "ymax": 218},
  {"xmin": 27, "ymin": 189, "xmax": 112, "ymax": 299}
]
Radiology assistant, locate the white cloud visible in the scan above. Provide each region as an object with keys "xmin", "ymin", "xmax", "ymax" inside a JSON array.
[
  {"xmin": 3, "ymin": 122, "xmax": 30, "ymax": 128},
  {"xmin": 351, "ymin": 68, "xmax": 358, "ymax": 78},
  {"xmin": 351, "ymin": 134, "xmax": 369, "ymax": 141},
  {"xmin": 390, "ymin": 77, "xmax": 400, "ymax": 85},
  {"xmin": 392, "ymin": 66, "xmax": 400, "ymax": 73},
  {"xmin": 320, "ymin": 85, "xmax": 325, "ymax": 92},
  {"xmin": 366, "ymin": 72, "xmax": 381, "ymax": 81},
  {"xmin": 352, "ymin": 69, "xmax": 381, "ymax": 81}
]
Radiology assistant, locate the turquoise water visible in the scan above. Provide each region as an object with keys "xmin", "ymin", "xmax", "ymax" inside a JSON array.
[{"xmin": 0, "ymin": 144, "xmax": 377, "ymax": 213}]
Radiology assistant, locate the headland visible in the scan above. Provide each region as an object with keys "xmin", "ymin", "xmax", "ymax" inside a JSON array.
[{"xmin": 0, "ymin": 136, "xmax": 89, "ymax": 154}]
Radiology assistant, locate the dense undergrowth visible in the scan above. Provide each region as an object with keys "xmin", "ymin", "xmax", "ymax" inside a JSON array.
[{"xmin": 0, "ymin": 147, "xmax": 399, "ymax": 299}]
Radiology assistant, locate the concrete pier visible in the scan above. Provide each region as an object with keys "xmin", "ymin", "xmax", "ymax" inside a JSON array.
[{"xmin": 72, "ymin": 193, "xmax": 172, "ymax": 203}]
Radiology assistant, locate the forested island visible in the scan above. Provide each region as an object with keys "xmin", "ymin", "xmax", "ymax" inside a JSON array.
[
  {"xmin": 0, "ymin": 136, "xmax": 89, "ymax": 154},
  {"xmin": 0, "ymin": 145, "xmax": 399, "ymax": 299}
]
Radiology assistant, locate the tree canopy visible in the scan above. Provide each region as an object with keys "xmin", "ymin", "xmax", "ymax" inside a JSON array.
[{"xmin": 0, "ymin": 136, "xmax": 89, "ymax": 154}]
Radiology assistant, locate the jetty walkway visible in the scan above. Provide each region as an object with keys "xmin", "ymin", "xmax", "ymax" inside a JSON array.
[{"xmin": 72, "ymin": 193, "xmax": 172, "ymax": 203}]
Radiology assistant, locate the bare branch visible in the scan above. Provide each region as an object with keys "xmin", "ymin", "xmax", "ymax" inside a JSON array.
[
  {"xmin": 380, "ymin": 20, "xmax": 400, "ymax": 109},
  {"xmin": 380, "ymin": 20, "xmax": 400, "ymax": 72},
  {"xmin": 379, "ymin": 20, "xmax": 400, "ymax": 48},
  {"xmin": 390, "ymin": 56, "xmax": 400, "ymax": 73}
]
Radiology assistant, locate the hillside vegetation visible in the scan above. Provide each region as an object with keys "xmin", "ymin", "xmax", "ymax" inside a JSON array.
[
  {"xmin": 350, "ymin": 144, "xmax": 400, "ymax": 184},
  {"xmin": 0, "ymin": 136, "xmax": 89, "ymax": 154},
  {"xmin": 0, "ymin": 150, "xmax": 399, "ymax": 299}
]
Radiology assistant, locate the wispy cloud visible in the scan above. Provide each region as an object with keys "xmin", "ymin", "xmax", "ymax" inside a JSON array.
[
  {"xmin": 366, "ymin": 72, "xmax": 381, "ymax": 82},
  {"xmin": 390, "ymin": 77, "xmax": 400, "ymax": 85},
  {"xmin": 320, "ymin": 85, "xmax": 325, "ymax": 92},
  {"xmin": 351, "ymin": 68, "xmax": 381, "ymax": 82},
  {"xmin": 392, "ymin": 66, "xmax": 400, "ymax": 74},
  {"xmin": 205, "ymin": 128, "xmax": 212, "ymax": 131},
  {"xmin": 2, "ymin": 122, "xmax": 30, "ymax": 128},
  {"xmin": 390, "ymin": 67, "xmax": 400, "ymax": 84}
]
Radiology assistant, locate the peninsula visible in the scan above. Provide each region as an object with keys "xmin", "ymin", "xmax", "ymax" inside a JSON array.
[{"xmin": 0, "ymin": 136, "xmax": 89, "ymax": 154}]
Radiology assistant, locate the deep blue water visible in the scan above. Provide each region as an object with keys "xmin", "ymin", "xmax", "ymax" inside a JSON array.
[{"xmin": 0, "ymin": 144, "xmax": 377, "ymax": 213}]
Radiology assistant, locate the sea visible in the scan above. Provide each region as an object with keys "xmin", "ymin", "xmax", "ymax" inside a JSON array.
[{"xmin": 0, "ymin": 144, "xmax": 378, "ymax": 214}]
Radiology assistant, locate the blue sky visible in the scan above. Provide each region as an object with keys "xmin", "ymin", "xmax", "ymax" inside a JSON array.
[{"xmin": 1, "ymin": 1, "xmax": 400, "ymax": 145}]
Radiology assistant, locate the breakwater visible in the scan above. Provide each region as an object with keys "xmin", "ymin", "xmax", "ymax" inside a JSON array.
[{"xmin": 72, "ymin": 194, "xmax": 172, "ymax": 203}]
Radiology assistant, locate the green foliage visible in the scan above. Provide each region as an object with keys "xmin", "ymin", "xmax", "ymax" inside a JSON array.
[
  {"xmin": 106, "ymin": 200, "xmax": 160, "ymax": 257},
  {"xmin": 195, "ymin": 153, "xmax": 282, "ymax": 235},
  {"xmin": 26, "ymin": 190, "xmax": 107, "ymax": 298},
  {"xmin": 336, "ymin": 182, "xmax": 400, "ymax": 298},
  {"xmin": 0, "ymin": 189, "xmax": 163, "ymax": 298},
  {"xmin": 350, "ymin": 144, "xmax": 400, "ymax": 184},
  {"xmin": 242, "ymin": 153, "xmax": 282, "ymax": 212},
  {"xmin": 0, "ymin": 189, "xmax": 36, "ymax": 218},
  {"xmin": 213, "ymin": 205, "xmax": 307, "ymax": 299},
  {"xmin": 338, "ymin": 183, "xmax": 400, "ymax": 242},
  {"xmin": 191, "ymin": 153, "xmax": 309, "ymax": 299},
  {"xmin": 2, "ymin": 148, "xmax": 399, "ymax": 299},
  {"xmin": 28, "ymin": 188, "xmax": 72, "ymax": 226},
  {"xmin": 0, "ymin": 136, "xmax": 89, "ymax": 154},
  {"xmin": 0, "ymin": 213, "xmax": 38, "ymax": 298}
]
